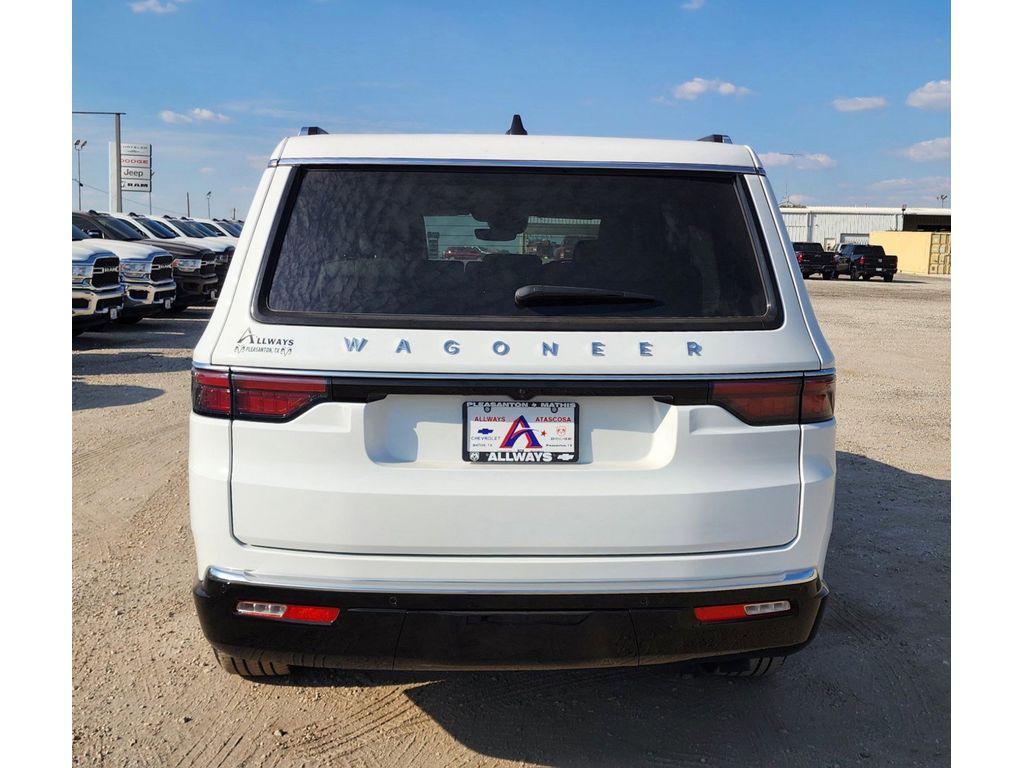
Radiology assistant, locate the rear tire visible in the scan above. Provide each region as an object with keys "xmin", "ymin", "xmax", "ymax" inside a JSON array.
[
  {"xmin": 701, "ymin": 655, "xmax": 785, "ymax": 678},
  {"xmin": 214, "ymin": 649, "xmax": 291, "ymax": 677},
  {"xmin": 114, "ymin": 316, "xmax": 143, "ymax": 325},
  {"xmin": 883, "ymin": 273, "xmax": 894, "ymax": 282}
]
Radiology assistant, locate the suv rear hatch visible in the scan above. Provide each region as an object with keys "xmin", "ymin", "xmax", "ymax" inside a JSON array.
[{"xmin": 215, "ymin": 163, "xmax": 821, "ymax": 556}]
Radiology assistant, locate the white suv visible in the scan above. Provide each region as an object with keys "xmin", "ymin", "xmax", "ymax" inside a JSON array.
[{"xmin": 190, "ymin": 127, "xmax": 836, "ymax": 678}]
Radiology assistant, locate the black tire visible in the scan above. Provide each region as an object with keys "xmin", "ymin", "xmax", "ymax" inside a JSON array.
[
  {"xmin": 883, "ymin": 273, "xmax": 894, "ymax": 282},
  {"xmin": 164, "ymin": 303, "xmax": 190, "ymax": 315},
  {"xmin": 862, "ymin": 273, "xmax": 871, "ymax": 281},
  {"xmin": 848, "ymin": 269, "xmax": 858, "ymax": 280},
  {"xmin": 114, "ymin": 316, "xmax": 143, "ymax": 325},
  {"xmin": 213, "ymin": 649, "xmax": 291, "ymax": 677},
  {"xmin": 701, "ymin": 655, "xmax": 785, "ymax": 678},
  {"xmin": 823, "ymin": 270, "xmax": 835, "ymax": 280}
]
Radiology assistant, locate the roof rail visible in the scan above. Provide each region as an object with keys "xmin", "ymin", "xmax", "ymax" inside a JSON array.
[
  {"xmin": 506, "ymin": 114, "xmax": 528, "ymax": 136},
  {"xmin": 299, "ymin": 126, "xmax": 328, "ymax": 136},
  {"xmin": 698, "ymin": 134, "xmax": 733, "ymax": 144}
]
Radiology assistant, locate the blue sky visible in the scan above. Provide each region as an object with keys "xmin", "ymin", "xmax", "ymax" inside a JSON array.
[{"xmin": 72, "ymin": 0, "xmax": 950, "ymax": 217}]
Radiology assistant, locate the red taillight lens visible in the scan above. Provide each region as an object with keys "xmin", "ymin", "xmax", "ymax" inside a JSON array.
[
  {"xmin": 857, "ymin": 256, "xmax": 866, "ymax": 265},
  {"xmin": 233, "ymin": 374, "xmax": 328, "ymax": 419},
  {"xmin": 795, "ymin": 251, "xmax": 804, "ymax": 262},
  {"xmin": 192, "ymin": 369, "xmax": 231, "ymax": 416},
  {"xmin": 236, "ymin": 601, "xmax": 340, "ymax": 625},
  {"xmin": 709, "ymin": 378, "xmax": 802, "ymax": 426},
  {"xmin": 694, "ymin": 600, "xmax": 792, "ymax": 623},
  {"xmin": 801, "ymin": 374, "xmax": 836, "ymax": 423}
]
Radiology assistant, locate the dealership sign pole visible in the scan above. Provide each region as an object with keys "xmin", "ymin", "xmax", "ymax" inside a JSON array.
[{"xmin": 111, "ymin": 142, "xmax": 153, "ymax": 213}]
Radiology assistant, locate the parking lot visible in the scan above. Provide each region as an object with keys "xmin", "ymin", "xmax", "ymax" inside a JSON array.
[{"xmin": 72, "ymin": 276, "xmax": 950, "ymax": 767}]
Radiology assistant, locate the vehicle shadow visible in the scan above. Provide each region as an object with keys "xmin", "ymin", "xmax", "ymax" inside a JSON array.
[
  {"xmin": 72, "ymin": 351, "xmax": 193, "ymax": 377},
  {"xmin": 268, "ymin": 452, "xmax": 951, "ymax": 766},
  {"xmin": 71, "ymin": 308, "xmax": 212, "ymax": 352},
  {"xmin": 72, "ymin": 380, "xmax": 164, "ymax": 411}
]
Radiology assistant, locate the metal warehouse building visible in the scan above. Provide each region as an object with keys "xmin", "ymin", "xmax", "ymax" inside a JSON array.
[
  {"xmin": 780, "ymin": 205, "xmax": 952, "ymax": 275},
  {"xmin": 780, "ymin": 206, "xmax": 951, "ymax": 250}
]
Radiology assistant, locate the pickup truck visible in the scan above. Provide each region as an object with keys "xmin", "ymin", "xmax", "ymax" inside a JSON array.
[
  {"xmin": 792, "ymin": 242, "xmax": 836, "ymax": 280},
  {"xmin": 835, "ymin": 243, "xmax": 898, "ymax": 282},
  {"xmin": 74, "ymin": 211, "xmax": 220, "ymax": 311},
  {"xmin": 72, "ymin": 222, "xmax": 176, "ymax": 324},
  {"xmin": 72, "ymin": 235, "xmax": 124, "ymax": 335}
]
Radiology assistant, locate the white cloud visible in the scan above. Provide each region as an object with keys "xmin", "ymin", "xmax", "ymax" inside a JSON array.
[
  {"xmin": 199, "ymin": 166, "xmax": 214, "ymax": 175},
  {"xmin": 190, "ymin": 107, "xmax": 231, "ymax": 123},
  {"xmin": 906, "ymin": 79, "xmax": 950, "ymax": 110},
  {"xmin": 158, "ymin": 107, "xmax": 231, "ymax": 125},
  {"xmin": 159, "ymin": 109, "xmax": 191, "ymax": 124},
  {"xmin": 671, "ymin": 77, "xmax": 751, "ymax": 101},
  {"xmin": 761, "ymin": 152, "xmax": 837, "ymax": 170},
  {"xmin": 681, "ymin": 0, "xmax": 706, "ymax": 10},
  {"xmin": 832, "ymin": 96, "xmax": 887, "ymax": 112},
  {"xmin": 129, "ymin": 0, "xmax": 180, "ymax": 13},
  {"xmin": 900, "ymin": 137, "xmax": 951, "ymax": 162}
]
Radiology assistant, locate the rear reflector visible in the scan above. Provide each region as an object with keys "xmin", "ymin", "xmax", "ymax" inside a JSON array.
[
  {"xmin": 236, "ymin": 601, "xmax": 340, "ymax": 625},
  {"xmin": 233, "ymin": 373, "xmax": 328, "ymax": 420},
  {"xmin": 694, "ymin": 600, "xmax": 792, "ymax": 623},
  {"xmin": 709, "ymin": 378, "xmax": 802, "ymax": 426}
]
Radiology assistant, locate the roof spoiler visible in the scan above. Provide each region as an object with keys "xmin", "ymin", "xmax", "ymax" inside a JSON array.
[
  {"xmin": 299, "ymin": 126, "xmax": 328, "ymax": 136},
  {"xmin": 506, "ymin": 114, "xmax": 528, "ymax": 135},
  {"xmin": 698, "ymin": 134, "xmax": 733, "ymax": 144}
]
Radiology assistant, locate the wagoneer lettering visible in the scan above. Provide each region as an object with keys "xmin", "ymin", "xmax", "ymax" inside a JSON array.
[{"xmin": 190, "ymin": 127, "xmax": 836, "ymax": 678}]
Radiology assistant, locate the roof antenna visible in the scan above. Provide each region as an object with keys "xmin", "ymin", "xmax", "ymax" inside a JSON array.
[{"xmin": 506, "ymin": 114, "xmax": 527, "ymax": 135}]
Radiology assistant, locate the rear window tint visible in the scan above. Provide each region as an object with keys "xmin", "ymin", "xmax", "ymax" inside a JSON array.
[{"xmin": 259, "ymin": 167, "xmax": 780, "ymax": 330}]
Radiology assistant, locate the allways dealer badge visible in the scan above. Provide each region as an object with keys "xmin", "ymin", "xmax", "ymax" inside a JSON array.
[{"xmin": 235, "ymin": 328, "xmax": 295, "ymax": 356}]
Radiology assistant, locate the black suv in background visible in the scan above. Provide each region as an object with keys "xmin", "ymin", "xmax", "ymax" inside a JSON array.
[
  {"xmin": 72, "ymin": 211, "xmax": 220, "ymax": 310},
  {"xmin": 835, "ymin": 244, "xmax": 898, "ymax": 282},
  {"xmin": 792, "ymin": 242, "xmax": 836, "ymax": 280}
]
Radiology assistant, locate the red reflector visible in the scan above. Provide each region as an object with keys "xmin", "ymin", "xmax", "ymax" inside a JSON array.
[
  {"xmin": 236, "ymin": 601, "xmax": 340, "ymax": 625},
  {"xmin": 694, "ymin": 604, "xmax": 747, "ymax": 622},
  {"xmin": 233, "ymin": 374, "xmax": 328, "ymax": 419},
  {"xmin": 709, "ymin": 378, "xmax": 802, "ymax": 426},
  {"xmin": 694, "ymin": 600, "xmax": 792, "ymax": 623},
  {"xmin": 192, "ymin": 369, "xmax": 231, "ymax": 416},
  {"xmin": 801, "ymin": 374, "xmax": 836, "ymax": 423}
]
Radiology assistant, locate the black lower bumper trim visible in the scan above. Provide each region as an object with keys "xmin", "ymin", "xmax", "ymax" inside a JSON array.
[{"xmin": 195, "ymin": 574, "xmax": 828, "ymax": 671}]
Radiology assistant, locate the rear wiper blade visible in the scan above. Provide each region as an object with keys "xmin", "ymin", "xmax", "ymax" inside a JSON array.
[{"xmin": 514, "ymin": 284, "xmax": 661, "ymax": 307}]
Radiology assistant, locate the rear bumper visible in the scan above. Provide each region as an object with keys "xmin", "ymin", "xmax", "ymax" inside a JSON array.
[{"xmin": 194, "ymin": 570, "xmax": 828, "ymax": 671}]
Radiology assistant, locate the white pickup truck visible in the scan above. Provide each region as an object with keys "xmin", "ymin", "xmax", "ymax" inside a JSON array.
[
  {"xmin": 72, "ymin": 226, "xmax": 123, "ymax": 335},
  {"xmin": 190, "ymin": 124, "xmax": 836, "ymax": 678}
]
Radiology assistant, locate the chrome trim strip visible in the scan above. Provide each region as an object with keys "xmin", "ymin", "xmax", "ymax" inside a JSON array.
[
  {"xmin": 269, "ymin": 157, "xmax": 766, "ymax": 175},
  {"xmin": 195, "ymin": 362, "xmax": 829, "ymax": 381},
  {"xmin": 205, "ymin": 566, "xmax": 817, "ymax": 595}
]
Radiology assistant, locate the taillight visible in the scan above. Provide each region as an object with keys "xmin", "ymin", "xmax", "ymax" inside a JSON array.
[
  {"xmin": 192, "ymin": 369, "xmax": 231, "ymax": 416},
  {"xmin": 710, "ymin": 378, "xmax": 802, "ymax": 426},
  {"xmin": 801, "ymin": 374, "xmax": 836, "ymax": 423},
  {"xmin": 710, "ymin": 375, "xmax": 837, "ymax": 426},
  {"xmin": 236, "ymin": 601, "xmax": 340, "ymax": 625},
  {"xmin": 857, "ymin": 256, "xmax": 866, "ymax": 265},
  {"xmin": 191, "ymin": 368, "xmax": 329, "ymax": 421},
  {"xmin": 233, "ymin": 374, "xmax": 328, "ymax": 419},
  {"xmin": 795, "ymin": 251, "xmax": 804, "ymax": 263}
]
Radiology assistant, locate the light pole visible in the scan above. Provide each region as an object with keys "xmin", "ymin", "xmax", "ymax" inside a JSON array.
[
  {"xmin": 206, "ymin": 190, "xmax": 212, "ymax": 218},
  {"xmin": 936, "ymin": 193, "xmax": 948, "ymax": 208},
  {"xmin": 73, "ymin": 139, "xmax": 87, "ymax": 210}
]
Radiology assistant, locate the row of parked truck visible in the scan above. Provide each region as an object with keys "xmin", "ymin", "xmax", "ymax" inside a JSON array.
[
  {"xmin": 71, "ymin": 212, "xmax": 242, "ymax": 335},
  {"xmin": 792, "ymin": 242, "xmax": 899, "ymax": 282}
]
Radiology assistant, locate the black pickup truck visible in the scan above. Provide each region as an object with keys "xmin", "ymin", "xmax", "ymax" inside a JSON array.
[
  {"xmin": 835, "ymin": 243, "xmax": 898, "ymax": 282},
  {"xmin": 792, "ymin": 242, "xmax": 836, "ymax": 280}
]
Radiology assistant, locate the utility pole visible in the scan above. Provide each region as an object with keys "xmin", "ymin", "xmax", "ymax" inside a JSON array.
[
  {"xmin": 186, "ymin": 192, "xmax": 191, "ymax": 217},
  {"xmin": 72, "ymin": 111, "xmax": 125, "ymax": 211},
  {"xmin": 206, "ymin": 190, "xmax": 212, "ymax": 218},
  {"xmin": 73, "ymin": 139, "xmax": 87, "ymax": 210}
]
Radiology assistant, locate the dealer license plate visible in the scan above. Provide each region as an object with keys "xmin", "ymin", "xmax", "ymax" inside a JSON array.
[{"xmin": 463, "ymin": 401, "xmax": 578, "ymax": 464}]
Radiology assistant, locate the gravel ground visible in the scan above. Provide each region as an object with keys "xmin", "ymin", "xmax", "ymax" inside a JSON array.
[{"xmin": 72, "ymin": 275, "xmax": 950, "ymax": 767}]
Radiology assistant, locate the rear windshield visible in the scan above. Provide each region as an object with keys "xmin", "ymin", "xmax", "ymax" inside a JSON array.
[
  {"xmin": 793, "ymin": 242, "xmax": 824, "ymax": 253},
  {"xmin": 259, "ymin": 167, "xmax": 779, "ymax": 330}
]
